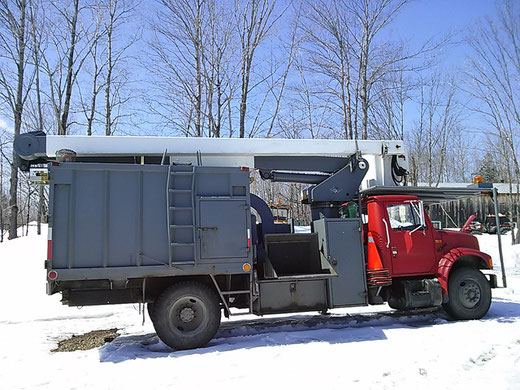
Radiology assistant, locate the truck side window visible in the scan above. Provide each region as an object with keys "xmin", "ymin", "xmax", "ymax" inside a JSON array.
[{"xmin": 387, "ymin": 204, "xmax": 419, "ymax": 230}]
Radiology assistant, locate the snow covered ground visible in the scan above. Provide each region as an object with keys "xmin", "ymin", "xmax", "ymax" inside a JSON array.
[{"xmin": 1, "ymin": 225, "xmax": 519, "ymax": 389}]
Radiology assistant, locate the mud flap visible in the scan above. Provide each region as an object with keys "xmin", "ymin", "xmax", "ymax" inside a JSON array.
[{"xmin": 487, "ymin": 274, "xmax": 498, "ymax": 288}]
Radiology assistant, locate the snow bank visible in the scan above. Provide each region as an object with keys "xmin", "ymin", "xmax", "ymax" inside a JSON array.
[{"xmin": 0, "ymin": 225, "xmax": 519, "ymax": 389}]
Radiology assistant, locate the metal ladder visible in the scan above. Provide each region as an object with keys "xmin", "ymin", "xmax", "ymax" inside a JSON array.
[
  {"xmin": 166, "ymin": 165, "xmax": 256, "ymax": 314},
  {"xmin": 167, "ymin": 166, "xmax": 196, "ymax": 266},
  {"xmin": 210, "ymin": 274, "xmax": 257, "ymax": 316}
]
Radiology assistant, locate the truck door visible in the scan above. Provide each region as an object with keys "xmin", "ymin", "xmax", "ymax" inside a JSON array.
[{"xmin": 385, "ymin": 202, "xmax": 435, "ymax": 275}]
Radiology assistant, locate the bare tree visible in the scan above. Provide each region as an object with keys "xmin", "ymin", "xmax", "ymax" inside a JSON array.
[
  {"xmin": 369, "ymin": 66, "xmax": 412, "ymax": 140},
  {"xmin": 301, "ymin": 0, "xmax": 359, "ymax": 140},
  {"xmin": 301, "ymin": 0, "xmax": 444, "ymax": 141},
  {"xmin": 102, "ymin": 0, "xmax": 138, "ymax": 135},
  {"xmin": 0, "ymin": 0, "xmax": 32, "ymax": 239},
  {"xmin": 77, "ymin": 8, "xmax": 104, "ymax": 136},
  {"xmin": 41, "ymin": 0, "xmax": 100, "ymax": 135},
  {"xmin": 0, "ymin": 139, "xmax": 5, "ymax": 241},
  {"xmin": 237, "ymin": 0, "xmax": 282, "ymax": 138},
  {"xmin": 28, "ymin": 0, "xmax": 45, "ymax": 234},
  {"xmin": 59, "ymin": 0, "xmax": 80, "ymax": 134},
  {"xmin": 150, "ymin": 0, "xmax": 208, "ymax": 136},
  {"xmin": 465, "ymin": 0, "xmax": 520, "ymax": 243},
  {"xmin": 352, "ymin": 0, "xmax": 412, "ymax": 139},
  {"xmin": 407, "ymin": 73, "xmax": 462, "ymax": 186},
  {"xmin": 264, "ymin": 2, "xmax": 302, "ymax": 138},
  {"xmin": 201, "ymin": 0, "xmax": 237, "ymax": 138},
  {"xmin": 150, "ymin": 0, "xmax": 247, "ymax": 138}
]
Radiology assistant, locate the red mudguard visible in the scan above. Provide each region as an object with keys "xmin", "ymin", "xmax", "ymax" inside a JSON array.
[{"xmin": 437, "ymin": 248, "xmax": 493, "ymax": 293}]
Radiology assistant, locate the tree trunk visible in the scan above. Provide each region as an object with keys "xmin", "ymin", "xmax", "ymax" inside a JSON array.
[
  {"xmin": 59, "ymin": 0, "xmax": 80, "ymax": 135},
  {"xmin": 239, "ymin": 60, "xmax": 251, "ymax": 138},
  {"xmin": 1, "ymin": 143, "xmax": 4, "ymax": 242},
  {"xmin": 194, "ymin": 1, "xmax": 202, "ymax": 137},
  {"xmin": 8, "ymin": 0, "xmax": 27, "ymax": 239},
  {"xmin": 105, "ymin": 5, "xmax": 113, "ymax": 136},
  {"xmin": 88, "ymin": 45, "xmax": 99, "ymax": 136}
]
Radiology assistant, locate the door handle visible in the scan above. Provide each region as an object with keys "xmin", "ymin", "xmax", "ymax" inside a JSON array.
[
  {"xmin": 198, "ymin": 227, "xmax": 218, "ymax": 231},
  {"xmin": 391, "ymin": 246, "xmax": 398, "ymax": 257},
  {"xmin": 382, "ymin": 218, "xmax": 390, "ymax": 248}
]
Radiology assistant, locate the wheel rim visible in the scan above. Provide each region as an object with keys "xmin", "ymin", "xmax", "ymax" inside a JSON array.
[
  {"xmin": 167, "ymin": 295, "xmax": 209, "ymax": 335},
  {"xmin": 458, "ymin": 279, "xmax": 482, "ymax": 309}
]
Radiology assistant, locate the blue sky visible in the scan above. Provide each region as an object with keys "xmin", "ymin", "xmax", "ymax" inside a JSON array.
[
  {"xmin": 393, "ymin": 0, "xmax": 495, "ymax": 66},
  {"xmin": 395, "ymin": 0, "xmax": 495, "ymax": 38},
  {"xmin": 382, "ymin": 0, "xmax": 499, "ymax": 142}
]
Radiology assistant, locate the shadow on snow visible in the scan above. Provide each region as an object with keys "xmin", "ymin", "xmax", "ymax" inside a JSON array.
[{"xmin": 98, "ymin": 298, "xmax": 520, "ymax": 363}]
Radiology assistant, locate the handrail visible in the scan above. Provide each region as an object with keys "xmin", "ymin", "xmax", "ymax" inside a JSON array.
[{"xmin": 382, "ymin": 218, "xmax": 390, "ymax": 248}]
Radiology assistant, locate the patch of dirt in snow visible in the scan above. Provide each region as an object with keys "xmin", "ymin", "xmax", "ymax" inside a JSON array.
[
  {"xmin": 466, "ymin": 348, "xmax": 497, "ymax": 368},
  {"xmin": 51, "ymin": 328, "xmax": 120, "ymax": 352}
]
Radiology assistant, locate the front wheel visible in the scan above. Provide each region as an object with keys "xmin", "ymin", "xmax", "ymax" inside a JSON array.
[
  {"xmin": 443, "ymin": 267, "xmax": 491, "ymax": 320},
  {"xmin": 152, "ymin": 281, "xmax": 221, "ymax": 350}
]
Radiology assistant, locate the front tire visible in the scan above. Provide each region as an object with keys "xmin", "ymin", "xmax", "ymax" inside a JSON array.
[
  {"xmin": 152, "ymin": 281, "xmax": 221, "ymax": 350},
  {"xmin": 443, "ymin": 267, "xmax": 491, "ymax": 320}
]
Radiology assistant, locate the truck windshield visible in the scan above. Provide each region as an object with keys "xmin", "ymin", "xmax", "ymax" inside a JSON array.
[{"xmin": 387, "ymin": 203, "xmax": 420, "ymax": 230}]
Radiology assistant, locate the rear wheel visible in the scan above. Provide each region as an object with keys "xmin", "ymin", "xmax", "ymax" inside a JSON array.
[
  {"xmin": 147, "ymin": 302, "xmax": 155, "ymax": 322},
  {"xmin": 443, "ymin": 267, "xmax": 491, "ymax": 320},
  {"xmin": 152, "ymin": 281, "xmax": 221, "ymax": 350}
]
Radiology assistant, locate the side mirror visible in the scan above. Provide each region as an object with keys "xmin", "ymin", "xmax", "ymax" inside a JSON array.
[
  {"xmin": 409, "ymin": 200, "xmax": 426, "ymax": 235},
  {"xmin": 419, "ymin": 201, "xmax": 426, "ymax": 227}
]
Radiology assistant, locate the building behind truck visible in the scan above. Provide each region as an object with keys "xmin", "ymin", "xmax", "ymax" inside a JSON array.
[{"xmin": 14, "ymin": 132, "xmax": 500, "ymax": 350}]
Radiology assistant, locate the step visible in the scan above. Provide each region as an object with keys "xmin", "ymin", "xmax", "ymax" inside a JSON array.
[
  {"xmin": 170, "ymin": 243, "xmax": 194, "ymax": 247},
  {"xmin": 168, "ymin": 189, "xmax": 192, "ymax": 193},
  {"xmin": 169, "ymin": 207, "xmax": 193, "ymax": 210},
  {"xmin": 259, "ymin": 273, "xmax": 334, "ymax": 281},
  {"xmin": 170, "ymin": 171, "xmax": 194, "ymax": 176},
  {"xmin": 169, "ymin": 225, "xmax": 194, "ymax": 229},
  {"xmin": 221, "ymin": 290, "xmax": 251, "ymax": 295},
  {"xmin": 411, "ymin": 291, "xmax": 431, "ymax": 296},
  {"xmin": 170, "ymin": 261, "xmax": 196, "ymax": 266}
]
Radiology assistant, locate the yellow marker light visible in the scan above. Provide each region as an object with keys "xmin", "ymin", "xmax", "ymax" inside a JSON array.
[
  {"xmin": 489, "ymin": 258, "xmax": 493, "ymax": 269},
  {"xmin": 242, "ymin": 263, "xmax": 251, "ymax": 272},
  {"xmin": 474, "ymin": 175, "xmax": 483, "ymax": 184}
]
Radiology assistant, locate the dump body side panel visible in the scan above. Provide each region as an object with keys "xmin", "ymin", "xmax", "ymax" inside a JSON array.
[
  {"xmin": 51, "ymin": 164, "xmax": 169, "ymax": 270},
  {"xmin": 48, "ymin": 163, "xmax": 251, "ymax": 282}
]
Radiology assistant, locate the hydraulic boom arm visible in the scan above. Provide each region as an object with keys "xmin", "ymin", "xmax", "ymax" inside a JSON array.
[{"xmin": 14, "ymin": 131, "xmax": 408, "ymax": 189}]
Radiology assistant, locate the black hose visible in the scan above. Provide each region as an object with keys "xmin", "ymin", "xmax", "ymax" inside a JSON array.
[{"xmin": 391, "ymin": 155, "xmax": 408, "ymax": 185}]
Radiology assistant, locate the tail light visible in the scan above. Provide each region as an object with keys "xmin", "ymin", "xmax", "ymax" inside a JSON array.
[
  {"xmin": 48, "ymin": 270, "xmax": 58, "ymax": 280},
  {"xmin": 47, "ymin": 227, "xmax": 52, "ymax": 260}
]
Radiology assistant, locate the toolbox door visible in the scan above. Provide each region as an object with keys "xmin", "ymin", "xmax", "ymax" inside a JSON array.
[{"xmin": 199, "ymin": 199, "xmax": 249, "ymax": 259}]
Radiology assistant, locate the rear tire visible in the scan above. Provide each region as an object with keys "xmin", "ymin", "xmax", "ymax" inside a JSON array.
[
  {"xmin": 152, "ymin": 281, "xmax": 221, "ymax": 350},
  {"xmin": 443, "ymin": 267, "xmax": 491, "ymax": 320},
  {"xmin": 147, "ymin": 302, "xmax": 155, "ymax": 322}
]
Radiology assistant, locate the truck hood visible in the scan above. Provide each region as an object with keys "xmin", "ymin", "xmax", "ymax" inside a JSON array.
[{"xmin": 438, "ymin": 229, "xmax": 479, "ymax": 251}]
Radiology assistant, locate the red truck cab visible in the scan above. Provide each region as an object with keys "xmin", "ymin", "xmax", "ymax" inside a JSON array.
[{"xmin": 364, "ymin": 195, "xmax": 495, "ymax": 320}]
